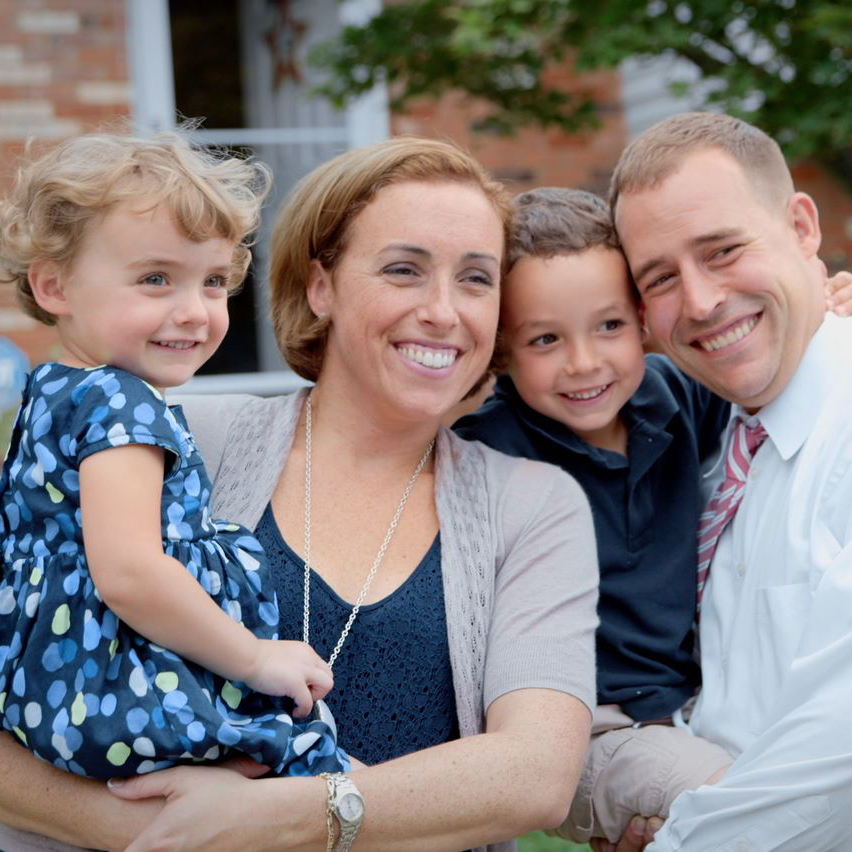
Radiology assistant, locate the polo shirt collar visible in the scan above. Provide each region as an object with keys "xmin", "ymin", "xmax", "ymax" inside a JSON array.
[
  {"xmin": 624, "ymin": 360, "xmax": 681, "ymax": 431},
  {"xmin": 494, "ymin": 364, "xmax": 679, "ymax": 468}
]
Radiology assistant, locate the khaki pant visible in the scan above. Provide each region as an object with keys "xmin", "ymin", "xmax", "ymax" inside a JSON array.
[{"xmin": 554, "ymin": 704, "xmax": 733, "ymax": 844}]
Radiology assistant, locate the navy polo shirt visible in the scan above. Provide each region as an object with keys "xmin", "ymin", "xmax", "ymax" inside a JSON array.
[{"xmin": 454, "ymin": 356, "xmax": 730, "ymax": 720}]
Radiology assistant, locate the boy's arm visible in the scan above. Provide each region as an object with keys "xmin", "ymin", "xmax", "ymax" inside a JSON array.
[
  {"xmin": 647, "ymin": 456, "xmax": 852, "ymax": 851},
  {"xmin": 80, "ymin": 445, "xmax": 330, "ymax": 708},
  {"xmin": 825, "ymin": 269, "xmax": 852, "ymax": 315}
]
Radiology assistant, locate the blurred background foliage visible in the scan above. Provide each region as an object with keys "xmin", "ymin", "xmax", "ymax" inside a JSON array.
[{"xmin": 311, "ymin": 0, "xmax": 852, "ymax": 189}]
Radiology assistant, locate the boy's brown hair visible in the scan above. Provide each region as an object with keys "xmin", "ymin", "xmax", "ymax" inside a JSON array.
[{"xmin": 509, "ymin": 187, "xmax": 619, "ymax": 269}]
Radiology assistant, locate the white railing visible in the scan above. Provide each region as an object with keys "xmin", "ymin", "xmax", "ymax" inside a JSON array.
[{"xmin": 170, "ymin": 370, "xmax": 310, "ymax": 398}]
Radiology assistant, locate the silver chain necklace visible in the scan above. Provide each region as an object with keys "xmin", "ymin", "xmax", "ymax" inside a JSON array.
[{"xmin": 301, "ymin": 394, "xmax": 435, "ymax": 670}]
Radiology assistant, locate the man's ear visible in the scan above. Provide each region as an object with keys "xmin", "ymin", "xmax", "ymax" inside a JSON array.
[
  {"xmin": 28, "ymin": 259, "xmax": 72, "ymax": 317},
  {"xmin": 306, "ymin": 259, "xmax": 333, "ymax": 319},
  {"xmin": 788, "ymin": 192, "xmax": 821, "ymax": 259}
]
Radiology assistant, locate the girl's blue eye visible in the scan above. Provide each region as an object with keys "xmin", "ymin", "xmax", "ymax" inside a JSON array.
[
  {"xmin": 142, "ymin": 273, "xmax": 167, "ymax": 287},
  {"xmin": 600, "ymin": 319, "xmax": 624, "ymax": 332},
  {"xmin": 205, "ymin": 275, "xmax": 228, "ymax": 290}
]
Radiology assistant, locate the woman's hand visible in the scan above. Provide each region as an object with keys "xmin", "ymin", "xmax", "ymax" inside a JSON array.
[{"xmin": 108, "ymin": 764, "xmax": 300, "ymax": 852}]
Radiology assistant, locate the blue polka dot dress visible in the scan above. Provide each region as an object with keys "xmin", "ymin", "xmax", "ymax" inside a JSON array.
[{"xmin": 0, "ymin": 364, "xmax": 349, "ymax": 779}]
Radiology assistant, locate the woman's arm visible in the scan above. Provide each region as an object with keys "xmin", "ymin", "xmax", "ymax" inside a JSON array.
[
  {"xmin": 0, "ymin": 732, "xmax": 161, "ymax": 851},
  {"xmin": 112, "ymin": 686, "xmax": 591, "ymax": 851},
  {"xmin": 80, "ymin": 446, "xmax": 331, "ymax": 708}
]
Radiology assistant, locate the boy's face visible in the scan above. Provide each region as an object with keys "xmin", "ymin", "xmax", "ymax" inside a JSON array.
[{"xmin": 502, "ymin": 247, "xmax": 646, "ymax": 451}]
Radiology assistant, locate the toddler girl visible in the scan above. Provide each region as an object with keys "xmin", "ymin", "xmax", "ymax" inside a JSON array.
[{"xmin": 0, "ymin": 131, "xmax": 350, "ymax": 779}]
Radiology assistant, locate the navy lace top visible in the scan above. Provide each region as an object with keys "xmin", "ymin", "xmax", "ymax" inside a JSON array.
[{"xmin": 254, "ymin": 504, "xmax": 459, "ymax": 764}]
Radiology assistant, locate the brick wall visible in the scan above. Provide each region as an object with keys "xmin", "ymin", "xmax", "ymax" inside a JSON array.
[
  {"xmin": 0, "ymin": 0, "xmax": 130, "ymax": 364},
  {"xmin": 392, "ymin": 65, "xmax": 628, "ymax": 199},
  {"xmin": 792, "ymin": 162, "xmax": 852, "ymax": 274}
]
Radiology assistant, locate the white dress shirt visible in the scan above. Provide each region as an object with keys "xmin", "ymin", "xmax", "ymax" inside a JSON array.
[{"xmin": 649, "ymin": 314, "xmax": 852, "ymax": 852}]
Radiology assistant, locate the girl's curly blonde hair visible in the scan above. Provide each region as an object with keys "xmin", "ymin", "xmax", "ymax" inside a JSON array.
[{"xmin": 0, "ymin": 128, "xmax": 271, "ymax": 325}]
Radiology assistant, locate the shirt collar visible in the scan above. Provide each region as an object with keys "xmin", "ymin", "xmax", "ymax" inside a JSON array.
[
  {"xmin": 494, "ymin": 362, "xmax": 679, "ymax": 466},
  {"xmin": 737, "ymin": 314, "xmax": 849, "ymax": 461},
  {"xmin": 623, "ymin": 358, "xmax": 681, "ymax": 431}
]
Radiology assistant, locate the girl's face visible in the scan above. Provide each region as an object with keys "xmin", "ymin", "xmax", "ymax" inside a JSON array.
[
  {"xmin": 38, "ymin": 199, "xmax": 235, "ymax": 390},
  {"xmin": 308, "ymin": 180, "xmax": 503, "ymax": 425}
]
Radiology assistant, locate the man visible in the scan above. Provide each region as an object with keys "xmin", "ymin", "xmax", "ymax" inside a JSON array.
[{"xmin": 608, "ymin": 112, "xmax": 852, "ymax": 851}]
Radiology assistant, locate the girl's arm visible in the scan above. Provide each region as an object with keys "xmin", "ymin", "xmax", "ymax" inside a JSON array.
[
  {"xmin": 111, "ymin": 686, "xmax": 592, "ymax": 851},
  {"xmin": 80, "ymin": 445, "xmax": 331, "ymax": 711},
  {"xmin": 0, "ymin": 731, "xmax": 160, "ymax": 851}
]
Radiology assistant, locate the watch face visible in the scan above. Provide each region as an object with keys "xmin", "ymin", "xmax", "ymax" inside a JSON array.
[{"xmin": 338, "ymin": 792, "xmax": 364, "ymax": 822}]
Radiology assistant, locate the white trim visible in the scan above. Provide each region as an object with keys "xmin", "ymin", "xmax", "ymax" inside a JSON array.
[
  {"xmin": 126, "ymin": 0, "xmax": 175, "ymax": 133},
  {"xmin": 340, "ymin": 0, "xmax": 389, "ymax": 147},
  {"xmin": 170, "ymin": 370, "xmax": 310, "ymax": 398},
  {"xmin": 192, "ymin": 127, "xmax": 350, "ymax": 145},
  {"xmin": 620, "ymin": 54, "xmax": 715, "ymax": 139}
]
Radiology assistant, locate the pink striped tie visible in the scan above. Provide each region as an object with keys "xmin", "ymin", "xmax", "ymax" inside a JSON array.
[{"xmin": 696, "ymin": 419, "xmax": 768, "ymax": 616}]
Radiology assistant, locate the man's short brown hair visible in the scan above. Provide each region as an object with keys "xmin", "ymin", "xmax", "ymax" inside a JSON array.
[{"xmin": 609, "ymin": 111, "xmax": 794, "ymax": 215}]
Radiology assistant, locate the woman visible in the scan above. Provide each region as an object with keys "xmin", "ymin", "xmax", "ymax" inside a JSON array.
[{"xmin": 0, "ymin": 137, "xmax": 597, "ymax": 851}]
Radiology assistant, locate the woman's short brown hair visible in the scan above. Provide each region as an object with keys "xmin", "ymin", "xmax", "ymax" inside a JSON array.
[{"xmin": 269, "ymin": 136, "xmax": 512, "ymax": 383}]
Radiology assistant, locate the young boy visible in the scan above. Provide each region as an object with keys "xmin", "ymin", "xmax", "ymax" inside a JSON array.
[{"xmin": 455, "ymin": 187, "xmax": 736, "ymax": 844}]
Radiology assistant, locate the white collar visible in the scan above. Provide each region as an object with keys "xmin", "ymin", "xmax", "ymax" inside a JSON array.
[{"xmin": 736, "ymin": 314, "xmax": 851, "ymax": 460}]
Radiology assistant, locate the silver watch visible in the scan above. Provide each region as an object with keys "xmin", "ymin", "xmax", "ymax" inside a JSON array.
[{"xmin": 323, "ymin": 772, "xmax": 365, "ymax": 851}]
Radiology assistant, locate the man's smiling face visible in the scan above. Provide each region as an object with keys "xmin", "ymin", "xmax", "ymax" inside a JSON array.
[{"xmin": 614, "ymin": 147, "xmax": 826, "ymax": 411}]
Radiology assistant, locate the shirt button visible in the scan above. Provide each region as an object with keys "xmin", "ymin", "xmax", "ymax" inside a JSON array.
[
  {"xmin": 735, "ymin": 842, "xmax": 750, "ymax": 852},
  {"xmin": 737, "ymin": 563, "xmax": 747, "ymax": 577}
]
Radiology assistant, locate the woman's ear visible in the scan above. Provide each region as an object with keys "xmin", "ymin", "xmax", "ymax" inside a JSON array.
[
  {"xmin": 306, "ymin": 259, "xmax": 333, "ymax": 319},
  {"xmin": 28, "ymin": 259, "xmax": 72, "ymax": 317}
]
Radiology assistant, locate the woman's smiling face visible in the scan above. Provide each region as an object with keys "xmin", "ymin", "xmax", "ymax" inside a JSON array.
[{"xmin": 308, "ymin": 180, "xmax": 504, "ymax": 424}]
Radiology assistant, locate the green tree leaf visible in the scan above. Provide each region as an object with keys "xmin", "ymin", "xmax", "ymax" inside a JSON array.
[{"xmin": 310, "ymin": 0, "xmax": 852, "ymax": 184}]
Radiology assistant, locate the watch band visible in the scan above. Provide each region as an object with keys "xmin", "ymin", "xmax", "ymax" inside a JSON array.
[
  {"xmin": 321, "ymin": 772, "xmax": 365, "ymax": 852},
  {"xmin": 322, "ymin": 773, "xmax": 337, "ymax": 852}
]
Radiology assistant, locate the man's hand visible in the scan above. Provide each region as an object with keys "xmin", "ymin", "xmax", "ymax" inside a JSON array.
[{"xmin": 590, "ymin": 815, "xmax": 665, "ymax": 852}]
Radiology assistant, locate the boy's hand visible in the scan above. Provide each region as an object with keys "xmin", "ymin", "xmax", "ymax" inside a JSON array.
[
  {"xmin": 245, "ymin": 639, "xmax": 333, "ymax": 716},
  {"xmin": 826, "ymin": 270, "xmax": 852, "ymax": 316},
  {"xmin": 590, "ymin": 815, "xmax": 665, "ymax": 852}
]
